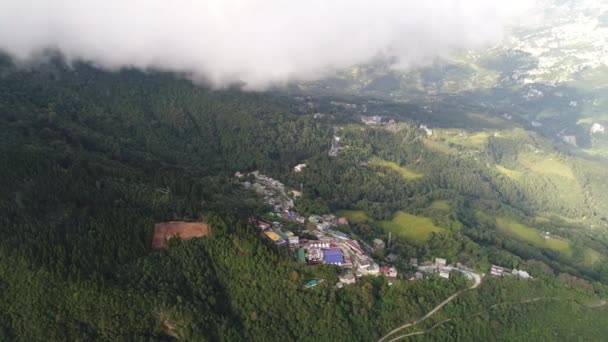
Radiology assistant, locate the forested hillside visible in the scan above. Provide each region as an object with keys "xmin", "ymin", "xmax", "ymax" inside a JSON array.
[{"xmin": 1, "ymin": 56, "xmax": 608, "ymax": 340}]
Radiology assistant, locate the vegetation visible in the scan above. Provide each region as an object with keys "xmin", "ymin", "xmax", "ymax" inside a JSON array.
[
  {"xmin": 0, "ymin": 54, "xmax": 608, "ymax": 340},
  {"xmin": 369, "ymin": 158, "xmax": 423, "ymax": 180},
  {"xmin": 379, "ymin": 212, "xmax": 446, "ymax": 242},
  {"xmin": 496, "ymin": 217, "xmax": 572, "ymax": 255}
]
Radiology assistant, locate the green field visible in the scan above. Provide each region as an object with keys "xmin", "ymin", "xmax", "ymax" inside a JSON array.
[
  {"xmin": 496, "ymin": 165, "xmax": 523, "ymax": 181},
  {"xmin": 496, "ymin": 217, "xmax": 572, "ymax": 255},
  {"xmin": 337, "ymin": 210, "xmax": 371, "ymax": 224},
  {"xmin": 518, "ymin": 154, "xmax": 575, "ymax": 180},
  {"xmin": 379, "ymin": 211, "xmax": 445, "ymax": 241},
  {"xmin": 583, "ymin": 248, "xmax": 603, "ymax": 267},
  {"xmin": 433, "ymin": 129, "xmax": 490, "ymax": 149},
  {"xmin": 370, "ymin": 158, "xmax": 423, "ymax": 180}
]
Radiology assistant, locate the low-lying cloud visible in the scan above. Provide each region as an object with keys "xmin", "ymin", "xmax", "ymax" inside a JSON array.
[{"xmin": 0, "ymin": 1, "xmax": 533, "ymax": 89}]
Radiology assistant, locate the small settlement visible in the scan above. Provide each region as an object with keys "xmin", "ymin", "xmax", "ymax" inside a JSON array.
[{"xmin": 240, "ymin": 171, "xmax": 392, "ymax": 287}]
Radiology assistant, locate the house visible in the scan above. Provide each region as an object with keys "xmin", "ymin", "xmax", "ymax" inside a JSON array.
[
  {"xmin": 435, "ymin": 258, "xmax": 447, "ymax": 268},
  {"xmin": 591, "ymin": 123, "xmax": 605, "ymax": 134},
  {"xmin": 361, "ymin": 115, "xmax": 382, "ymax": 125},
  {"xmin": 338, "ymin": 217, "xmax": 348, "ymax": 225},
  {"xmin": 346, "ymin": 240, "xmax": 365, "ymax": 255},
  {"xmin": 339, "ymin": 273, "xmax": 356, "ymax": 285},
  {"xmin": 512, "ymin": 269, "xmax": 532, "ymax": 279},
  {"xmin": 490, "ymin": 265, "xmax": 504, "ymax": 277},
  {"xmin": 258, "ymin": 220, "xmax": 271, "ymax": 230},
  {"xmin": 381, "ymin": 266, "xmax": 398, "ymax": 278},
  {"xmin": 306, "ymin": 247, "xmax": 324, "ymax": 263},
  {"xmin": 439, "ymin": 269, "xmax": 450, "ymax": 279},
  {"xmin": 264, "ymin": 231, "xmax": 281, "ymax": 242},
  {"xmin": 294, "ymin": 163, "xmax": 307, "ymax": 172},
  {"xmin": 373, "ymin": 238, "xmax": 385, "ymax": 250},
  {"xmin": 419, "ymin": 124, "xmax": 433, "ymax": 136},
  {"xmin": 288, "ymin": 236, "xmax": 300, "ymax": 247}
]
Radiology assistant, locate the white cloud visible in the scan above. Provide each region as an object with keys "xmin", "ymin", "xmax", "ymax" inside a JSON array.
[{"xmin": 0, "ymin": 0, "xmax": 534, "ymax": 89}]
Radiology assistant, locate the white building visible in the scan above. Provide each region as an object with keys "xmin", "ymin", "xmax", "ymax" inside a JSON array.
[
  {"xmin": 294, "ymin": 163, "xmax": 307, "ymax": 172},
  {"xmin": 512, "ymin": 269, "xmax": 532, "ymax": 279},
  {"xmin": 373, "ymin": 238, "xmax": 385, "ymax": 250},
  {"xmin": 591, "ymin": 123, "xmax": 605, "ymax": 134},
  {"xmin": 288, "ymin": 236, "xmax": 300, "ymax": 247},
  {"xmin": 439, "ymin": 269, "xmax": 450, "ymax": 279},
  {"xmin": 490, "ymin": 265, "xmax": 504, "ymax": 277},
  {"xmin": 420, "ymin": 124, "xmax": 433, "ymax": 136},
  {"xmin": 435, "ymin": 258, "xmax": 447, "ymax": 268}
]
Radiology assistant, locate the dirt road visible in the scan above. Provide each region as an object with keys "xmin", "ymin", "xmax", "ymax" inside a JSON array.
[{"xmin": 377, "ymin": 268, "xmax": 482, "ymax": 342}]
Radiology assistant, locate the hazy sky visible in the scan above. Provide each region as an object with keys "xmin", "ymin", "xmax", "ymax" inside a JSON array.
[{"xmin": 0, "ymin": 1, "xmax": 533, "ymax": 89}]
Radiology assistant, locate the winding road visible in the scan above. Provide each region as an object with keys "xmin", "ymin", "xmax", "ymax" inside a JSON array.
[{"xmin": 377, "ymin": 268, "xmax": 482, "ymax": 342}]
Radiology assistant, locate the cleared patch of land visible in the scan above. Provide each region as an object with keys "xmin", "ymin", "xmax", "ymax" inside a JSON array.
[
  {"xmin": 429, "ymin": 200, "xmax": 451, "ymax": 211},
  {"xmin": 380, "ymin": 211, "xmax": 445, "ymax": 241},
  {"xmin": 518, "ymin": 154, "xmax": 575, "ymax": 180},
  {"xmin": 337, "ymin": 210, "xmax": 371, "ymax": 224},
  {"xmin": 496, "ymin": 217, "xmax": 572, "ymax": 255},
  {"xmin": 422, "ymin": 138, "xmax": 454, "ymax": 154},
  {"xmin": 583, "ymin": 248, "xmax": 603, "ymax": 267},
  {"xmin": 432, "ymin": 129, "xmax": 490, "ymax": 150},
  {"xmin": 370, "ymin": 158, "xmax": 423, "ymax": 180},
  {"xmin": 152, "ymin": 221, "xmax": 210, "ymax": 249},
  {"xmin": 496, "ymin": 165, "xmax": 523, "ymax": 181}
]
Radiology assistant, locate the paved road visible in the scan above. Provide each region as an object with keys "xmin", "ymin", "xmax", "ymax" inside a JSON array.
[{"xmin": 377, "ymin": 268, "xmax": 482, "ymax": 342}]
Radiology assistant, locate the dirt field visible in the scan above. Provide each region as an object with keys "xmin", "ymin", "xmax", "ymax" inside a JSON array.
[{"xmin": 152, "ymin": 221, "xmax": 210, "ymax": 249}]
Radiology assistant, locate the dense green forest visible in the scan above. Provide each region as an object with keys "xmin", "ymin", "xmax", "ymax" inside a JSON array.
[{"xmin": 1, "ymin": 55, "xmax": 608, "ymax": 340}]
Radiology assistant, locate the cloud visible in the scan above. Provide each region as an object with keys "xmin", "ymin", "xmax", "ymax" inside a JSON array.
[{"xmin": 0, "ymin": 0, "xmax": 534, "ymax": 89}]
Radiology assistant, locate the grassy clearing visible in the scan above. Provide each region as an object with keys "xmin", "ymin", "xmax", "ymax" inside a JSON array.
[
  {"xmin": 434, "ymin": 129, "xmax": 490, "ymax": 149},
  {"xmin": 496, "ymin": 165, "xmax": 523, "ymax": 181},
  {"xmin": 337, "ymin": 210, "xmax": 371, "ymax": 224},
  {"xmin": 533, "ymin": 216, "xmax": 551, "ymax": 224},
  {"xmin": 496, "ymin": 217, "xmax": 572, "ymax": 255},
  {"xmin": 423, "ymin": 138, "xmax": 454, "ymax": 154},
  {"xmin": 429, "ymin": 200, "xmax": 451, "ymax": 211},
  {"xmin": 518, "ymin": 154, "xmax": 575, "ymax": 180},
  {"xmin": 379, "ymin": 211, "xmax": 445, "ymax": 242},
  {"xmin": 583, "ymin": 248, "xmax": 603, "ymax": 267},
  {"xmin": 370, "ymin": 158, "xmax": 423, "ymax": 180}
]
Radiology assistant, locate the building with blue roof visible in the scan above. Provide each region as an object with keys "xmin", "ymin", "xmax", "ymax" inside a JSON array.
[{"xmin": 322, "ymin": 248, "xmax": 344, "ymax": 265}]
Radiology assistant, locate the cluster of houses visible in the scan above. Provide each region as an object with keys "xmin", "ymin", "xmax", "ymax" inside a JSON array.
[
  {"xmin": 238, "ymin": 171, "xmax": 299, "ymax": 213},
  {"xmin": 361, "ymin": 115, "xmax": 383, "ymax": 125},
  {"xmin": 240, "ymin": 171, "xmax": 400, "ymax": 288},
  {"xmin": 490, "ymin": 265, "xmax": 532, "ymax": 279}
]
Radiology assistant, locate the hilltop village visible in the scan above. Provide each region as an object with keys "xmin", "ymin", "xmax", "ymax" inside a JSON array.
[{"xmin": 237, "ymin": 170, "xmax": 531, "ymax": 289}]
